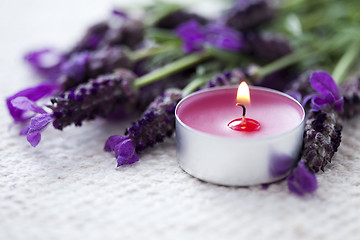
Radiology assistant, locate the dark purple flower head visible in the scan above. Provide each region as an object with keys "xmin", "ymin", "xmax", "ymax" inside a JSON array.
[
  {"xmin": 6, "ymin": 83, "xmax": 60, "ymax": 122},
  {"xmin": 24, "ymin": 49, "xmax": 65, "ymax": 81},
  {"xmin": 104, "ymin": 89, "xmax": 183, "ymax": 167},
  {"xmin": 60, "ymin": 51, "xmax": 90, "ymax": 83},
  {"xmin": 309, "ymin": 71, "xmax": 343, "ymax": 113},
  {"xmin": 175, "ymin": 20, "xmax": 243, "ymax": 53},
  {"xmin": 60, "ymin": 46, "xmax": 132, "ymax": 90},
  {"xmin": 287, "ymin": 160, "xmax": 318, "ymax": 196},
  {"xmin": 155, "ymin": 10, "xmax": 208, "ymax": 30},
  {"xmin": 221, "ymin": 0, "xmax": 275, "ymax": 32}
]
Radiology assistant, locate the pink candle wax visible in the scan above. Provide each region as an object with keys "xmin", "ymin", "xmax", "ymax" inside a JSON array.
[{"xmin": 176, "ymin": 86, "xmax": 304, "ymax": 138}]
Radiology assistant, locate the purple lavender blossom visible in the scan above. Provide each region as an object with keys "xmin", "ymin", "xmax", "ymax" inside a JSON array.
[
  {"xmin": 309, "ymin": 71, "xmax": 343, "ymax": 113},
  {"xmin": 105, "ymin": 89, "xmax": 183, "ymax": 167},
  {"xmin": 6, "ymin": 83, "xmax": 60, "ymax": 122},
  {"xmin": 68, "ymin": 9, "xmax": 144, "ymax": 54},
  {"xmin": 287, "ymin": 160, "xmax": 317, "ymax": 196},
  {"xmin": 60, "ymin": 46, "xmax": 132, "ymax": 90},
  {"xmin": 24, "ymin": 49, "xmax": 66, "ymax": 81},
  {"xmin": 104, "ymin": 136, "xmax": 139, "ymax": 166},
  {"xmin": 175, "ymin": 20, "xmax": 243, "ymax": 53},
  {"xmin": 50, "ymin": 69, "xmax": 138, "ymax": 130},
  {"xmin": 10, "ymin": 96, "xmax": 54, "ymax": 147}
]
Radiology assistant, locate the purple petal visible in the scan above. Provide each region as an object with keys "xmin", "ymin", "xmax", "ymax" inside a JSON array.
[
  {"xmin": 19, "ymin": 126, "xmax": 30, "ymax": 136},
  {"xmin": 27, "ymin": 132, "xmax": 42, "ymax": 147},
  {"xmin": 205, "ymin": 24, "xmax": 243, "ymax": 51},
  {"xmin": 28, "ymin": 113, "xmax": 53, "ymax": 131},
  {"xmin": 26, "ymin": 113, "xmax": 53, "ymax": 147},
  {"xmin": 6, "ymin": 83, "xmax": 60, "ymax": 122},
  {"xmin": 11, "ymin": 97, "xmax": 46, "ymax": 114},
  {"xmin": 175, "ymin": 20, "xmax": 205, "ymax": 53},
  {"xmin": 24, "ymin": 48, "xmax": 65, "ymax": 81},
  {"xmin": 287, "ymin": 160, "xmax": 317, "ymax": 196},
  {"xmin": 114, "ymin": 139, "xmax": 139, "ymax": 166},
  {"xmin": 310, "ymin": 71, "xmax": 340, "ymax": 99},
  {"xmin": 301, "ymin": 93, "xmax": 317, "ymax": 107},
  {"xmin": 104, "ymin": 135, "xmax": 128, "ymax": 152}
]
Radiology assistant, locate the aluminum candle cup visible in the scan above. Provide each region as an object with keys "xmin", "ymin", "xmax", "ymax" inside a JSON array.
[{"xmin": 175, "ymin": 86, "xmax": 305, "ymax": 186}]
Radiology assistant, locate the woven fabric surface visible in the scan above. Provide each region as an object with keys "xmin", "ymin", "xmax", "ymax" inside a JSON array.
[{"xmin": 1, "ymin": 1, "xmax": 360, "ymax": 239}]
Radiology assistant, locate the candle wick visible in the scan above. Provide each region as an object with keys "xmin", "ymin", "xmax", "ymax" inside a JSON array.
[{"xmin": 236, "ymin": 103, "xmax": 246, "ymax": 118}]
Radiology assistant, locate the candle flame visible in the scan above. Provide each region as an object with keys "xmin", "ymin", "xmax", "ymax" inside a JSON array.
[{"xmin": 236, "ymin": 81, "xmax": 250, "ymax": 105}]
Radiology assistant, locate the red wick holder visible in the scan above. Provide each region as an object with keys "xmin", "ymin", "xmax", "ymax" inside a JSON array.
[{"xmin": 228, "ymin": 103, "xmax": 260, "ymax": 132}]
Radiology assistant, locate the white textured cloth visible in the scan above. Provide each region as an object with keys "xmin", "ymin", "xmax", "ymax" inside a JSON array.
[{"xmin": 1, "ymin": 1, "xmax": 360, "ymax": 239}]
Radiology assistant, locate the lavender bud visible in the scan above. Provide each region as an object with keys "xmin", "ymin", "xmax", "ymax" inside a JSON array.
[
  {"xmin": 126, "ymin": 89, "xmax": 183, "ymax": 153},
  {"xmin": 60, "ymin": 46, "xmax": 132, "ymax": 90},
  {"xmin": 68, "ymin": 22, "xmax": 109, "ymax": 55},
  {"xmin": 302, "ymin": 110, "xmax": 342, "ymax": 172},
  {"xmin": 68, "ymin": 11, "xmax": 144, "ymax": 55},
  {"xmin": 200, "ymin": 68, "xmax": 254, "ymax": 90},
  {"xmin": 50, "ymin": 69, "xmax": 138, "ymax": 130}
]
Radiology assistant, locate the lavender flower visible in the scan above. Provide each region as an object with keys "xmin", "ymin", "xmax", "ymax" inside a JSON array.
[
  {"xmin": 200, "ymin": 68, "xmax": 253, "ymax": 90},
  {"xmin": 309, "ymin": 71, "xmax": 343, "ymax": 113},
  {"xmin": 10, "ymin": 97, "xmax": 53, "ymax": 147},
  {"xmin": 50, "ymin": 69, "xmax": 138, "ymax": 130},
  {"xmin": 105, "ymin": 89, "xmax": 183, "ymax": 166},
  {"xmin": 175, "ymin": 20, "xmax": 243, "ymax": 53},
  {"xmin": 221, "ymin": 0, "xmax": 275, "ymax": 32},
  {"xmin": 60, "ymin": 46, "xmax": 132, "ymax": 90},
  {"xmin": 68, "ymin": 10, "xmax": 144, "ymax": 54},
  {"xmin": 67, "ymin": 22, "xmax": 109, "ymax": 55},
  {"xmin": 287, "ymin": 71, "xmax": 343, "ymax": 196},
  {"xmin": 302, "ymin": 109, "xmax": 342, "ymax": 172},
  {"xmin": 155, "ymin": 10, "xmax": 208, "ymax": 29},
  {"xmin": 340, "ymin": 77, "xmax": 360, "ymax": 118},
  {"xmin": 6, "ymin": 83, "xmax": 60, "ymax": 122}
]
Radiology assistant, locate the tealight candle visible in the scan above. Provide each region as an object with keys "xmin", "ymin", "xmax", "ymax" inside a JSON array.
[{"xmin": 175, "ymin": 85, "xmax": 305, "ymax": 186}]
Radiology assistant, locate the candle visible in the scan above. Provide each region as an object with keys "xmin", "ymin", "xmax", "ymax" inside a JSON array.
[
  {"xmin": 175, "ymin": 86, "xmax": 305, "ymax": 186},
  {"xmin": 228, "ymin": 81, "xmax": 261, "ymax": 132}
]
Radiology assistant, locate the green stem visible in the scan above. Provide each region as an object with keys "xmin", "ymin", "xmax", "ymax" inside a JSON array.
[
  {"xmin": 332, "ymin": 41, "xmax": 360, "ymax": 85},
  {"xmin": 257, "ymin": 49, "xmax": 311, "ymax": 78},
  {"xmin": 131, "ymin": 43, "xmax": 180, "ymax": 61},
  {"xmin": 133, "ymin": 52, "xmax": 212, "ymax": 88},
  {"xmin": 182, "ymin": 74, "xmax": 215, "ymax": 96}
]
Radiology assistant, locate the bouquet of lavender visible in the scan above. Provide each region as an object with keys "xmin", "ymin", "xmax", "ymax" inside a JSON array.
[{"xmin": 6, "ymin": 0, "xmax": 360, "ymax": 197}]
